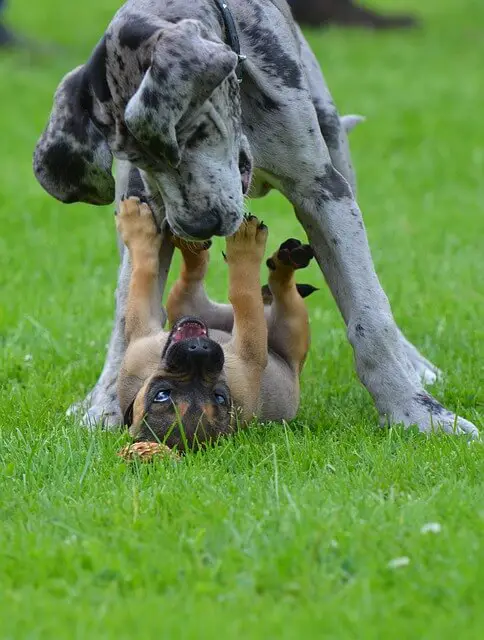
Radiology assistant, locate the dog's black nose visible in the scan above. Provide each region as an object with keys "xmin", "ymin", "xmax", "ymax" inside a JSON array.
[
  {"xmin": 186, "ymin": 336, "xmax": 215, "ymax": 357},
  {"xmin": 165, "ymin": 336, "xmax": 225, "ymax": 376},
  {"xmin": 178, "ymin": 219, "xmax": 222, "ymax": 240}
]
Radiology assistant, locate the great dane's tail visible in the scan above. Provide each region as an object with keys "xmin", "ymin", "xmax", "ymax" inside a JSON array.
[{"xmin": 340, "ymin": 114, "xmax": 365, "ymax": 134}]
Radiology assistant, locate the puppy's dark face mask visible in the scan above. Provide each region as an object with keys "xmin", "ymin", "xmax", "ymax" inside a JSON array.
[
  {"xmin": 33, "ymin": 17, "xmax": 252, "ymax": 240},
  {"xmin": 124, "ymin": 317, "xmax": 233, "ymax": 451}
]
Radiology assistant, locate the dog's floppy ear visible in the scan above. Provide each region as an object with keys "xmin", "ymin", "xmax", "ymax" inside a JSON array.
[
  {"xmin": 33, "ymin": 66, "xmax": 115, "ymax": 205},
  {"xmin": 124, "ymin": 19, "xmax": 238, "ymax": 167}
]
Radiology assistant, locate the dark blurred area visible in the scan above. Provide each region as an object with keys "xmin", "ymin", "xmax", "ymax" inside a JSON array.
[
  {"xmin": 289, "ymin": 0, "xmax": 417, "ymax": 29},
  {"xmin": 0, "ymin": 0, "xmax": 419, "ymax": 51},
  {"xmin": 0, "ymin": 0, "xmax": 16, "ymax": 47}
]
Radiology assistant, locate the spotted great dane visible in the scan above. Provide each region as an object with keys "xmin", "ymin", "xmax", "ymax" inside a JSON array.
[{"xmin": 33, "ymin": 0, "xmax": 478, "ymax": 437}]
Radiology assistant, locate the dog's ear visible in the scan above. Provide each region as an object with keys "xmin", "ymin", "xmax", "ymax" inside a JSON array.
[
  {"xmin": 33, "ymin": 66, "xmax": 115, "ymax": 205},
  {"xmin": 124, "ymin": 19, "xmax": 238, "ymax": 167}
]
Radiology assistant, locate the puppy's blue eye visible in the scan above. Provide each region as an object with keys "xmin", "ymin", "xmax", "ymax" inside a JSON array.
[
  {"xmin": 214, "ymin": 393, "xmax": 226, "ymax": 406},
  {"xmin": 154, "ymin": 390, "xmax": 171, "ymax": 403}
]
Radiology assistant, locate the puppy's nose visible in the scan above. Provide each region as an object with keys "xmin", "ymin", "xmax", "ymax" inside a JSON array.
[
  {"xmin": 185, "ymin": 337, "xmax": 217, "ymax": 359},
  {"xmin": 176, "ymin": 337, "xmax": 225, "ymax": 375}
]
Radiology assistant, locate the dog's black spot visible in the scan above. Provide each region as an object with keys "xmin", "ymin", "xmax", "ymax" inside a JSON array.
[
  {"xmin": 331, "ymin": 237, "xmax": 339, "ymax": 245},
  {"xmin": 153, "ymin": 64, "xmax": 169, "ymax": 84},
  {"xmin": 186, "ymin": 123, "xmax": 210, "ymax": 149},
  {"xmin": 355, "ymin": 323, "xmax": 365, "ymax": 337},
  {"xmin": 252, "ymin": 92, "xmax": 279, "ymax": 113},
  {"xmin": 242, "ymin": 1, "xmax": 303, "ymax": 90},
  {"xmin": 315, "ymin": 105, "xmax": 341, "ymax": 149},
  {"xmin": 167, "ymin": 47, "xmax": 182, "ymax": 59},
  {"xmin": 115, "ymin": 51, "xmax": 126, "ymax": 73},
  {"xmin": 86, "ymin": 36, "xmax": 111, "ymax": 103},
  {"xmin": 314, "ymin": 167, "xmax": 352, "ymax": 204},
  {"xmin": 142, "ymin": 87, "xmax": 159, "ymax": 110},
  {"xmin": 119, "ymin": 16, "xmax": 159, "ymax": 50},
  {"xmin": 42, "ymin": 141, "xmax": 86, "ymax": 193},
  {"xmin": 127, "ymin": 167, "xmax": 146, "ymax": 199},
  {"xmin": 414, "ymin": 393, "xmax": 444, "ymax": 415}
]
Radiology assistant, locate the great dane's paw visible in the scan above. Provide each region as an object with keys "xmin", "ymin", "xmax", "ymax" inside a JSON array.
[
  {"xmin": 398, "ymin": 331, "xmax": 442, "ymax": 386},
  {"xmin": 382, "ymin": 392, "xmax": 479, "ymax": 438},
  {"xmin": 225, "ymin": 215, "xmax": 268, "ymax": 263},
  {"xmin": 116, "ymin": 196, "xmax": 161, "ymax": 254},
  {"xmin": 80, "ymin": 405, "xmax": 123, "ymax": 430},
  {"xmin": 67, "ymin": 390, "xmax": 122, "ymax": 431}
]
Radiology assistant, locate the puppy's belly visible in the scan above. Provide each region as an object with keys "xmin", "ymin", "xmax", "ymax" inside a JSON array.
[
  {"xmin": 214, "ymin": 331, "xmax": 299, "ymax": 422},
  {"xmin": 259, "ymin": 355, "xmax": 299, "ymax": 422}
]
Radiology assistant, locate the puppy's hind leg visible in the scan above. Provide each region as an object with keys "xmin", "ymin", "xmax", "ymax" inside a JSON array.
[
  {"xmin": 265, "ymin": 239, "xmax": 316, "ymax": 374},
  {"xmin": 166, "ymin": 237, "xmax": 234, "ymax": 330}
]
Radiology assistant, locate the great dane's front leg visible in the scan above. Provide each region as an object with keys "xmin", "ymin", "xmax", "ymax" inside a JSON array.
[
  {"xmin": 67, "ymin": 164, "xmax": 174, "ymax": 429},
  {"xmin": 287, "ymin": 159, "xmax": 478, "ymax": 436},
  {"xmin": 297, "ymin": 26, "xmax": 440, "ymax": 387}
]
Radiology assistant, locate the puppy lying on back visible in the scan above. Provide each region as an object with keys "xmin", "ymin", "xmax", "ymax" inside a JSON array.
[{"xmin": 117, "ymin": 196, "xmax": 316, "ymax": 450}]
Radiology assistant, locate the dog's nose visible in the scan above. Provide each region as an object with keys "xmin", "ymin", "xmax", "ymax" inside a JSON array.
[
  {"xmin": 178, "ymin": 219, "xmax": 222, "ymax": 240},
  {"xmin": 166, "ymin": 336, "xmax": 225, "ymax": 376},
  {"xmin": 185, "ymin": 336, "xmax": 218, "ymax": 359}
]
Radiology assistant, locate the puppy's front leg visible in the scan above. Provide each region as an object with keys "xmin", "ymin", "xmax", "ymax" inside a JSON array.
[
  {"xmin": 116, "ymin": 197, "xmax": 163, "ymax": 342},
  {"xmin": 224, "ymin": 216, "xmax": 269, "ymax": 417}
]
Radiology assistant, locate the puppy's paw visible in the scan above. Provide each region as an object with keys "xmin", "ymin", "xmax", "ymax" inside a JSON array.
[
  {"xmin": 225, "ymin": 215, "xmax": 268, "ymax": 264},
  {"xmin": 116, "ymin": 197, "xmax": 161, "ymax": 253},
  {"xmin": 267, "ymin": 238, "xmax": 314, "ymax": 271}
]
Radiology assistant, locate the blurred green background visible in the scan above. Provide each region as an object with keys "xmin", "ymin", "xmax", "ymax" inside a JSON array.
[{"xmin": 0, "ymin": 1, "xmax": 483, "ymax": 638}]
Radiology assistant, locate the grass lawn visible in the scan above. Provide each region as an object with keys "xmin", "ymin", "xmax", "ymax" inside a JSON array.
[{"xmin": 1, "ymin": 0, "xmax": 483, "ymax": 637}]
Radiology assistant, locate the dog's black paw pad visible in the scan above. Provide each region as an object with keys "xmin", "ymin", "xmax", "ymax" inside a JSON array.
[
  {"xmin": 278, "ymin": 243, "xmax": 314, "ymax": 269},
  {"xmin": 279, "ymin": 238, "xmax": 301, "ymax": 253},
  {"xmin": 266, "ymin": 257, "xmax": 277, "ymax": 271}
]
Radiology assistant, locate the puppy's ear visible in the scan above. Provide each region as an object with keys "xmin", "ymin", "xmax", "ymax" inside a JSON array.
[
  {"xmin": 33, "ymin": 66, "xmax": 115, "ymax": 205},
  {"xmin": 124, "ymin": 19, "xmax": 238, "ymax": 167}
]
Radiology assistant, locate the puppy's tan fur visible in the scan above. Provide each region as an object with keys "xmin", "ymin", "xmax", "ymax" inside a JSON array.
[{"xmin": 117, "ymin": 197, "xmax": 312, "ymax": 448}]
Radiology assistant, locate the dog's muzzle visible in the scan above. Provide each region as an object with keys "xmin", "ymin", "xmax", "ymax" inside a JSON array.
[{"xmin": 162, "ymin": 317, "xmax": 225, "ymax": 378}]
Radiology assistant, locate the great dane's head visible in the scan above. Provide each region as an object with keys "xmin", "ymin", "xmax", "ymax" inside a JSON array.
[{"xmin": 34, "ymin": 16, "xmax": 252, "ymax": 240}]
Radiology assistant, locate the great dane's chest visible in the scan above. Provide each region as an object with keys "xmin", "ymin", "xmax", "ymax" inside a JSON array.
[{"xmin": 249, "ymin": 169, "xmax": 278, "ymax": 199}]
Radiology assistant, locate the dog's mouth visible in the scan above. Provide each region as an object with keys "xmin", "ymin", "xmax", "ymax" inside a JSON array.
[{"xmin": 162, "ymin": 317, "xmax": 209, "ymax": 356}]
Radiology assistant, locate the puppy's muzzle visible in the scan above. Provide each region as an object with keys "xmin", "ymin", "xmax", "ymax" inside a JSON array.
[{"xmin": 164, "ymin": 336, "xmax": 225, "ymax": 378}]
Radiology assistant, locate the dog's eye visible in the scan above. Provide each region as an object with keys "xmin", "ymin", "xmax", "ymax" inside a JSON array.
[
  {"xmin": 154, "ymin": 390, "xmax": 171, "ymax": 403},
  {"xmin": 214, "ymin": 393, "xmax": 227, "ymax": 406}
]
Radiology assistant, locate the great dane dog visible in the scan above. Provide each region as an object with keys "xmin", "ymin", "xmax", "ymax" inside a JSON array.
[{"xmin": 33, "ymin": 0, "xmax": 478, "ymax": 437}]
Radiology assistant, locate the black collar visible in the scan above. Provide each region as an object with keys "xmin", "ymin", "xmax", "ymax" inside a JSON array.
[{"xmin": 213, "ymin": 0, "xmax": 246, "ymax": 81}]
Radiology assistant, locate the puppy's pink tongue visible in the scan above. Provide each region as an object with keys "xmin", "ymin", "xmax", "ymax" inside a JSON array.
[{"xmin": 174, "ymin": 322, "xmax": 206, "ymax": 341}]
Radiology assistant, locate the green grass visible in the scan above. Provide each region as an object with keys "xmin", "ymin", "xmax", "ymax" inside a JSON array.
[{"xmin": 1, "ymin": 0, "xmax": 484, "ymax": 637}]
